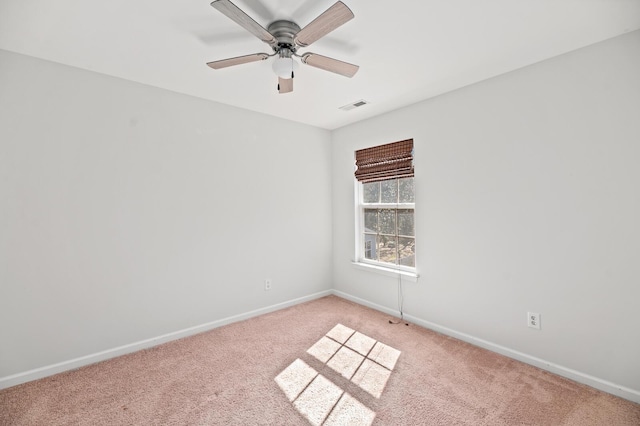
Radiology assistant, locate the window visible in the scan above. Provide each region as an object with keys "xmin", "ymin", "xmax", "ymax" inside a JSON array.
[{"xmin": 355, "ymin": 140, "xmax": 415, "ymax": 272}]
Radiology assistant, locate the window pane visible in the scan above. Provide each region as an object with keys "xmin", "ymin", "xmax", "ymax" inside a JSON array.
[
  {"xmin": 380, "ymin": 179, "xmax": 398, "ymax": 203},
  {"xmin": 378, "ymin": 235, "xmax": 397, "ymax": 265},
  {"xmin": 362, "ymin": 182, "xmax": 380, "ymax": 203},
  {"xmin": 364, "ymin": 235, "xmax": 377, "ymax": 260},
  {"xmin": 397, "ymin": 209, "xmax": 414, "ymax": 236},
  {"xmin": 358, "ymin": 171, "xmax": 415, "ymax": 270},
  {"xmin": 364, "ymin": 209, "xmax": 378, "ymax": 232},
  {"xmin": 399, "ymin": 178, "xmax": 414, "ymax": 203},
  {"xmin": 378, "ymin": 209, "xmax": 396, "ymax": 234},
  {"xmin": 398, "ymin": 237, "xmax": 415, "ymax": 267}
]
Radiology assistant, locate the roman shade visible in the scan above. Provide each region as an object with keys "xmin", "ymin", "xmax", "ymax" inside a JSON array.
[{"xmin": 354, "ymin": 139, "xmax": 414, "ymax": 183}]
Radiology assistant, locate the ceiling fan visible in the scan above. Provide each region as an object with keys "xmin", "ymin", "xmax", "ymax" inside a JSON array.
[{"xmin": 206, "ymin": 0, "xmax": 359, "ymax": 94}]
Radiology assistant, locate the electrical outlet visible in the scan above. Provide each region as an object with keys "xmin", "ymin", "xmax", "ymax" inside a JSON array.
[
  {"xmin": 264, "ymin": 279, "xmax": 272, "ymax": 291},
  {"xmin": 528, "ymin": 312, "xmax": 541, "ymax": 329}
]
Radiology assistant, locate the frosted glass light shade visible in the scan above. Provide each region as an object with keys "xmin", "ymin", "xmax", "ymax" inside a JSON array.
[{"xmin": 272, "ymin": 56, "xmax": 299, "ymax": 79}]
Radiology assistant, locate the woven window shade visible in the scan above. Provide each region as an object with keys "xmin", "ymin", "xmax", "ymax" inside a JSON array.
[{"xmin": 354, "ymin": 139, "xmax": 414, "ymax": 183}]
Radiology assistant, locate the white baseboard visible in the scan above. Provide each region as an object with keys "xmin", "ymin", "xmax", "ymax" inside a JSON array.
[
  {"xmin": 4, "ymin": 288, "xmax": 638, "ymax": 404},
  {"xmin": 332, "ymin": 289, "xmax": 640, "ymax": 404},
  {"xmin": 0, "ymin": 290, "xmax": 332, "ymax": 390}
]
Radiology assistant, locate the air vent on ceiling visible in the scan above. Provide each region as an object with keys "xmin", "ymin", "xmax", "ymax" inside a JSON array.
[{"xmin": 339, "ymin": 99, "xmax": 369, "ymax": 111}]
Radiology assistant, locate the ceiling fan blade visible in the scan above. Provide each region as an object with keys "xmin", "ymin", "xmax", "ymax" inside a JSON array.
[
  {"xmin": 278, "ymin": 77, "xmax": 293, "ymax": 94},
  {"xmin": 301, "ymin": 53, "xmax": 359, "ymax": 77},
  {"xmin": 211, "ymin": 0, "xmax": 277, "ymax": 47},
  {"xmin": 294, "ymin": 1, "xmax": 354, "ymax": 47},
  {"xmin": 207, "ymin": 53, "xmax": 269, "ymax": 69}
]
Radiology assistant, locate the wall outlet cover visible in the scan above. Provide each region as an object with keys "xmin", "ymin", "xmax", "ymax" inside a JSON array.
[{"xmin": 528, "ymin": 312, "xmax": 541, "ymax": 329}]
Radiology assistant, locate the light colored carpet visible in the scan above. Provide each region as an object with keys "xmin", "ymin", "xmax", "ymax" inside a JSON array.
[{"xmin": 1, "ymin": 295, "xmax": 639, "ymax": 425}]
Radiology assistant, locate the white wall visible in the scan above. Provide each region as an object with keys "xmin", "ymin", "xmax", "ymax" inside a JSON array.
[
  {"xmin": 0, "ymin": 49, "xmax": 332, "ymax": 379},
  {"xmin": 332, "ymin": 31, "xmax": 640, "ymax": 395}
]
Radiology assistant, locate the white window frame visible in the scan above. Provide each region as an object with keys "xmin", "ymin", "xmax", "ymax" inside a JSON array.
[{"xmin": 354, "ymin": 178, "xmax": 417, "ymax": 277}]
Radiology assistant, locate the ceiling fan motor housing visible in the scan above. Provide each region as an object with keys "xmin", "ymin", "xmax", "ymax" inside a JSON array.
[{"xmin": 267, "ymin": 20, "xmax": 301, "ymax": 53}]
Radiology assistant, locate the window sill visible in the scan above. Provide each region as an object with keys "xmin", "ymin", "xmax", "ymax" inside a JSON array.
[{"xmin": 351, "ymin": 261, "xmax": 419, "ymax": 282}]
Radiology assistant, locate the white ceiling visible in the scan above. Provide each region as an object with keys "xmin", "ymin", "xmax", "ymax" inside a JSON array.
[{"xmin": 1, "ymin": 1, "xmax": 639, "ymax": 130}]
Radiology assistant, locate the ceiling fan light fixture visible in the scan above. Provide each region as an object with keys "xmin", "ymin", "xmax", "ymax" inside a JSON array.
[{"xmin": 272, "ymin": 55, "xmax": 299, "ymax": 79}]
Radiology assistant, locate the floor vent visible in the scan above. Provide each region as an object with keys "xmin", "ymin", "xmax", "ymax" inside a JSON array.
[{"xmin": 339, "ymin": 99, "xmax": 369, "ymax": 111}]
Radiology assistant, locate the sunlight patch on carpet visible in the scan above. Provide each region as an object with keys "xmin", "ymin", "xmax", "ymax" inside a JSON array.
[
  {"xmin": 274, "ymin": 358, "xmax": 318, "ymax": 402},
  {"xmin": 368, "ymin": 341, "xmax": 401, "ymax": 371},
  {"xmin": 309, "ymin": 324, "xmax": 401, "ymax": 398},
  {"xmin": 276, "ymin": 359, "xmax": 374, "ymax": 426},
  {"xmin": 345, "ymin": 332, "xmax": 377, "ymax": 356},
  {"xmin": 351, "ymin": 359, "xmax": 392, "ymax": 399},
  {"xmin": 307, "ymin": 337, "xmax": 342, "ymax": 363},
  {"xmin": 326, "ymin": 324, "xmax": 355, "ymax": 343},
  {"xmin": 324, "ymin": 393, "xmax": 375, "ymax": 426},
  {"xmin": 276, "ymin": 324, "xmax": 401, "ymax": 425},
  {"xmin": 293, "ymin": 375, "xmax": 343, "ymax": 426},
  {"xmin": 327, "ymin": 346, "xmax": 365, "ymax": 380}
]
